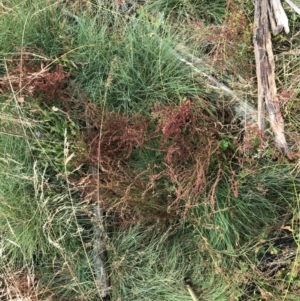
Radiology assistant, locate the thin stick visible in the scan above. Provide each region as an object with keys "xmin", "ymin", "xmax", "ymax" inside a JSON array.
[
  {"xmin": 184, "ymin": 278, "xmax": 200, "ymax": 301},
  {"xmin": 186, "ymin": 284, "xmax": 200, "ymax": 301}
]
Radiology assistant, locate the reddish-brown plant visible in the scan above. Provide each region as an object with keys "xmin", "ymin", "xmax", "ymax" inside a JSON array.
[
  {"xmin": 84, "ymin": 112, "xmax": 148, "ymax": 166},
  {"xmin": 0, "ymin": 52, "xmax": 70, "ymax": 102},
  {"xmin": 151, "ymin": 100, "xmax": 223, "ymax": 214},
  {"xmin": 78, "ymin": 99, "xmax": 237, "ymax": 224}
]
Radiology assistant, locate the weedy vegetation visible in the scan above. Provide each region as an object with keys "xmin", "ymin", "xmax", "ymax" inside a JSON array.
[{"xmin": 1, "ymin": 0, "xmax": 300, "ymax": 300}]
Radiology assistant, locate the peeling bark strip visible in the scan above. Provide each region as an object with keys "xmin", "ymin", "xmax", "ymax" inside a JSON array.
[
  {"xmin": 88, "ymin": 165, "xmax": 110, "ymax": 299},
  {"xmin": 253, "ymin": 0, "xmax": 289, "ymax": 153},
  {"xmin": 268, "ymin": 0, "xmax": 289, "ymax": 34}
]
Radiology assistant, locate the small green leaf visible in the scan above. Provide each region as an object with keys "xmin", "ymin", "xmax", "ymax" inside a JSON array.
[{"xmin": 220, "ymin": 140, "xmax": 229, "ymax": 151}]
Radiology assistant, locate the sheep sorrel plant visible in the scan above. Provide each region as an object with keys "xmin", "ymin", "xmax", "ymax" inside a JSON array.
[
  {"xmin": 0, "ymin": 53, "xmax": 70, "ymax": 102},
  {"xmin": 80, "ymin": 110, "xmax": 164, "ymax": 225},
  {"xmin": 150, "ymin": 100, "xmax": 234, "ymax": 213},
  {"xmin": 79, "ymin": 98, "xmax": 237, "ymax": 226},
  {"xmin": 211, "ymin": 1, "xmax": 254, "ymax": 78}
]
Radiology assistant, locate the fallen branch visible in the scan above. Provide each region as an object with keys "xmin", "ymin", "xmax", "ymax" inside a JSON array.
[{"xmin": 253, "ymin": 0, "xmax": 289, "ymax": 153}]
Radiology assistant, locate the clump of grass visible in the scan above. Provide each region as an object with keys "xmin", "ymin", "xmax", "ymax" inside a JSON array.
[
  {"xmin": 0, "ymin": 0, "xmax": 65, "ymax": 56},
  {"xmin": 67, "ymin": 9, "xmax": 210, "ymax": 112},
  {"xmin": 0, "ymin": 122, "xmax": 97, "ymax": 299},
  {"xmin": 108, "ymin": 222, "xmax": 232, "ymax": 301},
  {"xmin": 145, "ymin": 0, "xmax": 227, "ymax": 24},
  {"xmin": 188, "ymin": 165, "xmax": 293, "ymax": 251}
]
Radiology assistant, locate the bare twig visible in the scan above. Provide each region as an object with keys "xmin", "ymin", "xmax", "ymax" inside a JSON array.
[
  {"xmin": 186, "ymin": 285, "xmax": 200, "ymax": 301},
  {"xmin": 184, "ymin": 278, "xmax": 200, "ymax": 301}
]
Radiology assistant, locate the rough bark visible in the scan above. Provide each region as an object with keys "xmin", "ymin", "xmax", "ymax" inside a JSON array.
[{"xmin": 253, "ymin": 0, "xmax": 289, "ymax": 153}]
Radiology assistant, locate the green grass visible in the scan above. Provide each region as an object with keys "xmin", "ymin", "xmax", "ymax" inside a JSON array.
[
  {"xmin": 1, "ymin": 0, "xmax": 300, "ymax": 300},
  {"xmin": 0, "ymin": 115, "xmax": 92, "ymax": 299},
  {"xmin": 0, "ymin": 0, "xmax": 65, "ymax": 56},
  {"xmin": 145, "ymin": 0, "xmax": 228, "ymax": 23},
  {"xmin": 63, "ymin": 8, "xmax": 210, "ymax": 112}
]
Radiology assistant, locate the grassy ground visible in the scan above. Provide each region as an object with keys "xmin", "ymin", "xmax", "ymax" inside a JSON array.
[{"xmin": 1, "ymin": 0, "xmax": 300, "ymax": 300}]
